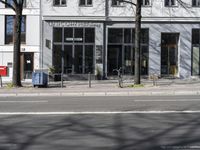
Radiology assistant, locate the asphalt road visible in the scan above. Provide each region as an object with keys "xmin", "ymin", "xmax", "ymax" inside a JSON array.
[
  {"xmin": 0, "ymin": 95, "xmax": 199, "ymax": 112},
  {"xmin": 0, "ymin": 96, "xmax": 200, "ymax": 150}
]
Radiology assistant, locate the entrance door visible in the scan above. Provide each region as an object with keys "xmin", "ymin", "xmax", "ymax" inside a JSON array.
[
  {"xmin": 20, "ymin": 52, "xmax": 34, "ymax": 79},
  {"xmin": 107, "ymin": 45, "xmax": 122, "ymax": 75},
  {"xmin": 161, "ymin": 33, "xmax": 179, "ymax": 76}
]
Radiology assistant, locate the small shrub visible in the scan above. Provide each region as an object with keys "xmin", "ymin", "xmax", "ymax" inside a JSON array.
[
  {"xmin": 127, "ymin": 84, "xmax": 144, "ymax": 88},
  {"xmin": 6, "ymin": 83, "xmax": 14, "ymax": 89}
]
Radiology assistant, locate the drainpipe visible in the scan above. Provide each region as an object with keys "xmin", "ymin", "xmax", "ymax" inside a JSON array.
[
  {"xmin": 39, "ymin": 0, "xmax": 43, "ymax": 69},
  {"xmin": 103, "ymin": 0, "xmax": 109, "ymax": 79}
]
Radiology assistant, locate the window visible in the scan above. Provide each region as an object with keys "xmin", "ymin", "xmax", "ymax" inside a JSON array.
[
  {"xmin": 165, "ymin": 0, "xmax": 176, "ymax": 6},
  {"xmin": 142, "ymin": 0, "xmax": 150, "ymax": 6},
  {"xmin": 79, "ymin": 0, "xmax": 92, "ymax": 6},
  {"xmin": 192, "ymin": 29, "xmax": 200, "ymax": 76},
  {"xmin": 5, "ymin": 0, "xmax": 26, "ymax": 8},
  {"xmin": 108, "ymin": 28, "xmax": 149, "ymax": 75},
  {"xmin": 111, "ymin": 0, "xmax": 123, "ymax": 6},
  {"xmin": 5, "ymin": 15, "xmax": 26, "ymax": 44},
  {"xmin": 192, "ymin": 0, "xmax": 200, "ymax": 6},
  {"xmin": 53, "ymin": 0, "xmax": 67, "ymax": 6},
  {"xmin": 53, "ymin": 27, "xmax": 95, "ymax": 74},
  {"xmin": 5, "ymin": 0, "xmax": 13, "ymax": 7}
]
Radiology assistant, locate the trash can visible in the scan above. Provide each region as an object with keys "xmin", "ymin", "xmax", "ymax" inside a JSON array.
[{"xmin": 32, "ymin": 72, "xmax": 48, "ymax": 87}]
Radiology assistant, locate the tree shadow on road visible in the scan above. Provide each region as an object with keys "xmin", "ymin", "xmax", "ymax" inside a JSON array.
[{"xmin": 0, "ymin": 113, "xmax": 200, "ymax": 150}]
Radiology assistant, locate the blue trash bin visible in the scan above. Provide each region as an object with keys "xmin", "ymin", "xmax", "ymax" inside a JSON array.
[{"xmin": 32, "ymin": 72, "xmax": 48, "ymax": 87}]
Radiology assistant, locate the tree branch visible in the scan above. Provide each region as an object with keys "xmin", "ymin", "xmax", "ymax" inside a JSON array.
[
  {"xmin": 0, "ymin": 0, "xmax": 15, "ymax": 11},
  {"xmin": 117, "ymin": 0, "xmax": 136, "ymax": 6}
]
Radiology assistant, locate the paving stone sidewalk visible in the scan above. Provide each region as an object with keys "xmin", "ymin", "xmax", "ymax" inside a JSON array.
[{"xmin": 0, "ymin": 79, "xmax": 199, "ymax": 97}]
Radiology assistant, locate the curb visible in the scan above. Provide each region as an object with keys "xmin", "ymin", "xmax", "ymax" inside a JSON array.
[{"xmin": 0, "ymin": 91, "xmax": 199, "ymax": 97}]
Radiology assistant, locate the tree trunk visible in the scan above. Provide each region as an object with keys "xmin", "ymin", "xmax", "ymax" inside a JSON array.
[
  {"xmin": 12, "ymin": 7, "xmax": 22, "ymax": 87},
  {"xmin": 134, "ymin": 0, "xmax": 142, "ymax": 84}
]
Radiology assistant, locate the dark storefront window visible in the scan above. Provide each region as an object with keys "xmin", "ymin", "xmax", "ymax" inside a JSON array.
[
  {"xmin": 74, "ymin": 28, "xmax": 83, "ymax": 43},
  {"xmin": 52, "ymin": 45, "xmax": 62, "ymax": 73},
  {"xmin": 53, "ymin": 27, "xmax": 95, "ymax": 74},
  {"xmin": 124, "ymin": 29, "xmax": 132, "ymax": 43},
  {"xmin": 108, "ymin": 28, "xmax": 149, "ymax": 75},
  {"xmin": 64, "ymin": 45, "xmax": 73, "ymax": 73},
  {"xmin": 53, "ymin": 28, "xmax": 62, "ymax": 43},
  {"xmin": 64, "ymin": 28, "xmax": 73, "ymax": 43},
  {"xmin": 85, "ymin": 45, "xmax": 94, "ymax": 73},
  {"xmin": 108, "ymin": 29, "xmax": 123, "ymax": 43},
  {"xmin": 85, "ymin": 28, "xmax": 95, "ymax": 43},
  {"xmin": 192, "ymin": 29, "xmax": 200, "ymax": 76}
]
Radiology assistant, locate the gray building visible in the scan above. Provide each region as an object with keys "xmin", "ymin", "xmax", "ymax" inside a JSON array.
[{"xmin": 41, "ymin": 0, "xmax": 200, "ymax": 80}]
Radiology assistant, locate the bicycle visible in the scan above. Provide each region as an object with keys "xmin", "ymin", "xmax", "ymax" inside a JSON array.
[{"xmin": 113, "ymin": 67, "xmax": 123, "ymax": 88}]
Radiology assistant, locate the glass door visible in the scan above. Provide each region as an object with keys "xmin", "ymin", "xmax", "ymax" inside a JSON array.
[
  {"xmin": 161, "ymin": 33, "xmax": 179, "ymax": 76},
  {"xmin": 21, "ymin": 52, "xmax": 34, "ymax": 79},
  {"xmin": 161, "ymin": 46, "xmax": 178, "ymax": 75}
]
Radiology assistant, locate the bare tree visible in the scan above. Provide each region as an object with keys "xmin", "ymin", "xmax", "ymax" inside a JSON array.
[
  {"xmin": 116, "ymin": 0, "xmax": 141, "ymax": 84},
  {"xmin": 0, "ymin": 0, "xmax": 25, "ymax": 87}
]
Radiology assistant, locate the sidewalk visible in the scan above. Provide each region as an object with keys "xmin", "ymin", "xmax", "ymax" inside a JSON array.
[{"xmin": 0, "ymin": 79, "xmax": 199, "ymax": 97}]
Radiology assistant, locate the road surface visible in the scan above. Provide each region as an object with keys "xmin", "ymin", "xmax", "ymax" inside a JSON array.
[{"xmin": 0, "ymin": 95, "xmax": 200, "ymax": 150}]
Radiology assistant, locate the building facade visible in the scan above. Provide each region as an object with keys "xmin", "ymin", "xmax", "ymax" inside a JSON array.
[
  {"xmin": 1, "ymin": 0, "xmax": 200, "ymax": 81},
  {"xmin": 0, "ymin": 0, "xmax": 40, "ymax": 81},
  {"xmin": 41, "ymin": 0, "xmax": 200, "ymax": 80}
]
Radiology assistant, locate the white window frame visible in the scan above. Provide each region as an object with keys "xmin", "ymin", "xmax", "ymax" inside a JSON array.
[
  {"xmin": 53, "ymin": 0, "xmax": 67, "ymax": 7},
  {"xmin": 79, "ymin": 0, "xmax": 93, "ymax": 6},
  {"xmin": 111, "ymin": 0, "xmax": 124, "ymax": 7},
  {"xmin": 142, "ymin": 0, "xmax": 151, "ymax": 6},
  {"xmin": 192, "ymin": 0, "xmax": 200, "ymax": 7},
  {"xmin": 165, "ymin": 0, "xmax": 177, "ymax": 7}
]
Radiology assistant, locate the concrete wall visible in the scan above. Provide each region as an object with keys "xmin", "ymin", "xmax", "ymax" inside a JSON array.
[
  {"xmin": 42, "ymin": 0, "xmax": 200, "ymax": 20},
  {"xmin": 0, "ymin": 15, "xmax": 5, "ymax": 45},
  {"xmin": 42, "ymin": 0, "xmax": 105, "ymax": 17},
  {"xmin": 109, "ymin": 0, "xmax": 200, "ymax": 19},
  {"xmin": 26, "ymin": 16, "xmax": 40, "ymax": 46},
  {"xmin": 42, "ymin": 21, "xmax": 53, "ymax": 69}
]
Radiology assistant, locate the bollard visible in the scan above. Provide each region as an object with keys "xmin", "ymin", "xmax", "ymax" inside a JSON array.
[
  {"xmin": 88, "ymin": 72, "xmax": 91, "ymax": 88},
  {"xmin": 153, "ymin": 74, "xmax": 157, "ymax": 86}
]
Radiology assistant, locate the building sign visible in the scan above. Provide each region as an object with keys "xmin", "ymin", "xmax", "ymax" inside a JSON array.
[
  {"xmin": 66, "ymin": 38, "xmax": 83, "ymax": 42},
  {"xmin": 48, "ymin": 21, "xmax": 101, "ymax": 28},
  {"xmin": 96, "ymin": 45, "xmax": 103, "ymax": 64}
]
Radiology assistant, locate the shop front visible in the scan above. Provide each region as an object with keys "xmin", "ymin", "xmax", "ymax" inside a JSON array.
[
  {"xmin": 53, "ymin": 27, "xmax": 95, "ymax": 74},
  {"xmin": 107, "ymin": 28, "xmax": 149, "ymax": 76},
  {"xmin": 43, "ymin": 21, "xmax": 104, "ymax": 80}
]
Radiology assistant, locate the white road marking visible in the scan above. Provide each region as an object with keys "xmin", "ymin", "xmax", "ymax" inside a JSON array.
[
  {"xmin": 0, "ymin": 111, "xmax": 200, "ymax": 115},
  {"xmin": 0, "ymin": 101, "xmax": 48, "ymax": 103},
  {"xmin": 134, "ymin": 99, "xmax": 200, "ymax": 102}
]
